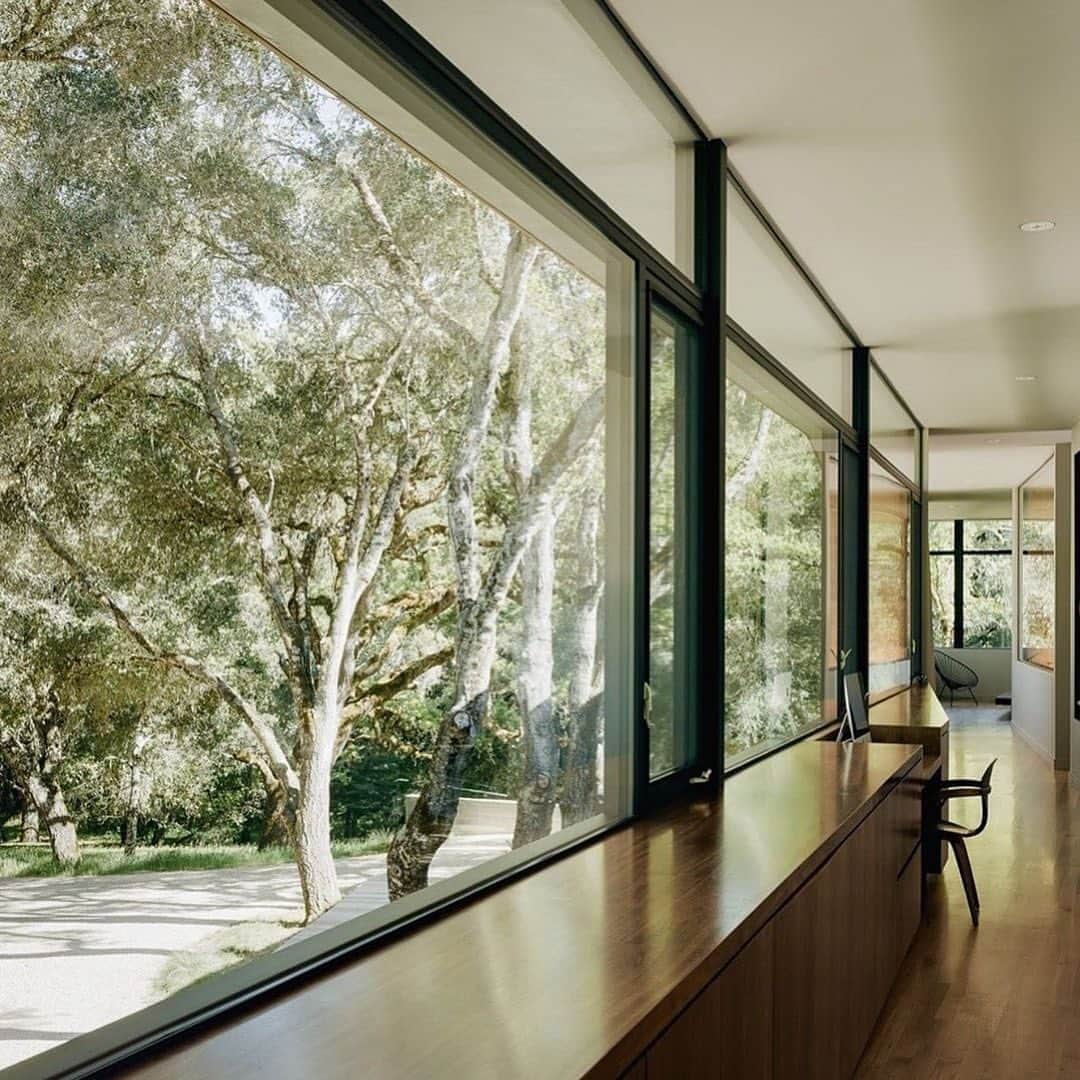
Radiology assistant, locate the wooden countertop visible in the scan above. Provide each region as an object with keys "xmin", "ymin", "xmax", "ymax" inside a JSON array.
[
  {"xmin": 869, "ymin": 686, "xmax": 949, "ymax": 783},
  {"xmin": 115, "ymin": 741, "xmax": 921, "ymax": 1080},
  {"xmin": 870, "ymin": 685, "xmax": 949, "ymax": 742}
]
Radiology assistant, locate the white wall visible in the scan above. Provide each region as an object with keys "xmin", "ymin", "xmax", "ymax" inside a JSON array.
[
  {"xmin": 1072, "ymin": 424, "xmax": 1080, "ymax": 784},
  {"xmin": 935, "ymin": 648, "xmax": 1010, "ymax": 704},
  {"xmin": 1054, "ymin": 445, "xmax": 1072, "ymax": 769},
  {"xmin": 1011, "ymin": 444, "xmax": 1073, "ymax": 770},
  {"xmin": 1012, "ymin": 658, "xmax": 1055, "ymax": 761}
]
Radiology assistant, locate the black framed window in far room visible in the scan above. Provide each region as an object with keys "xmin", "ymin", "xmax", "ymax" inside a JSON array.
[{"xmin": 930, "ymin": 519, "xmax": 1013, "ymax": 649}]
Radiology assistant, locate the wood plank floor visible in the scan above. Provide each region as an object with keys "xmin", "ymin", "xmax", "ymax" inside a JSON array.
[{"xmin": 857, "ymin": 704, "xmax": 1080, "ymax": 1079}]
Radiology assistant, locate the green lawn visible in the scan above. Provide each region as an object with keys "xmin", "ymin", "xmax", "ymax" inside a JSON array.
[{"xmin": 0, "ymin": 832, "xmax": 394, "ymax": 878}]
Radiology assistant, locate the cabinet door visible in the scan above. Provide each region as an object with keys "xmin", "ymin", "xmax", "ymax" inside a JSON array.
[
  {"xmin": 772, "ymin": 829, "xmax": 865, "ymax": 1080},
  {"xmin": 646, "ymin": 924, "xmax": 774, "ymax": 1079},
  {"xmin": 772, "ymin": 788, "xmax": 921, "ymax": 1080}
]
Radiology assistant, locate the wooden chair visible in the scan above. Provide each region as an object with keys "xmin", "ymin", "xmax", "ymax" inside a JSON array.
[{"xmin": 937, "ymin": 758, "xmax": 996, "ymax": 926}]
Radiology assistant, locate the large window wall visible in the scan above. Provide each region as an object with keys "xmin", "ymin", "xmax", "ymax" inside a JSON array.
[
  {"xmin": 724, "ymin": 341, "xmax": 840, "ymax": 766},
  {"xmin": 0, "ymin": 0, "xmax": 925, "ymax": 1075},
  {"xmin": 727, "ymin": 178, "xmax": 854, "ymax": 422},
  {"xmin": 930, "ymin": 520, "xmax": 1013, "ymax": 649},
  {"xmin": 868, "ymin": 463, "xmax": 913, "ymax": 694},
  {"xmin": 1020, "ymin": 457, "xmax": 1056, "ymax": 669},
  {"xmin": 385, "ymin": 0, "xmax": 698, "ymax": 277},
  {"xmin": 0, "ymin": 0, "xmax": 646, "ymax": 1072},
  {"xmin": 867, "ymin": 360, "xmax": 922, "ymax": 698}
]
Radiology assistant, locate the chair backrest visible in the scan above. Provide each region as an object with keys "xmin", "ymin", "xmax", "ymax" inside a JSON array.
[
  {"xmin": 935, "ymin": 650, "xmax": 979, "ymax": 689},
  {"xmin": 947, "ymin": 758, "xmax": 997, "ymax": 837}
]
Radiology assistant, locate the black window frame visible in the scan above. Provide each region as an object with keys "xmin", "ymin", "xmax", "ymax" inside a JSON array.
[{"xmin": 930, "ymin": 518, "xmax": 1014, "ymax": 650}]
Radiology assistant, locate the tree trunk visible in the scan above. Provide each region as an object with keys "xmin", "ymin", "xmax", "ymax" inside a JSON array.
[
  {"xmin": 259, "ymin": 777, "xmax": 294, "ymax": 849},
  {"xmin": 236, "ymin": 749, "xmax": 298, "ymax": 850},
  {"xmin": 293, "ymin": 707, "xmax": 342, "ymax": 922},
  {"xmin": 512, "ymin": 512, "xmax": 559, "ymax": 848},
  {"xmin": 19, "ymin": 799, "xmax": 39, "ymax": 844},
  {"xmin": 123, "ymin": 811, "xmax": 138, "ymax": 856},
  {"xmin": 30, "ymin": 698, "xmax": 80, "ymax": 866},
  {"xmin": 386, "ymin": 607, "xmax": 497, "ymax": 899},
  {"xmin": 560, "ymin": 494, "xmax": 604, "ymax": 826},
  {"xmin": 124, "ymin": 730, "xmax": 148, "ymax": 856},
  {"xmin": 25, "ymin": 773, "xmax": 80, "ymax": 866}
]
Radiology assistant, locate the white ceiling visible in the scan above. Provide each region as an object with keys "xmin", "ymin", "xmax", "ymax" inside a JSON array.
[
  {"xmin": 611, "ymin": 0, "xmax": 1080, "ymax": 431},
  {"xmin": 928, "ymin": 431, "xmax": 1062, "ymax": 494}
]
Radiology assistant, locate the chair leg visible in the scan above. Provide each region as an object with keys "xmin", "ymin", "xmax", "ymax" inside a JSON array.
[
  {"xmin": 950, "ymin": 837, "xmax": 980, "ymax": 926},
  {"xmin": 967, "ymin": 686, "xmax": 979, "ymax": 706}
]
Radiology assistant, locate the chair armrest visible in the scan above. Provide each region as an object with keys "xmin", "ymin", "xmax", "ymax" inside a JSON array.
[{"xmin": 939, "ymin": 787, "xmax": 985, "ymax": 802}]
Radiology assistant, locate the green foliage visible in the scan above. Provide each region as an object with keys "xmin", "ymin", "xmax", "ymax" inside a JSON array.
[
  {"xmin": 725, "ymin": 380, "xmax": 828, "ymax": 760},
  {"xmin": 0, "ymin": 0, "xmax": 606, "ymax": 872},
  {"xmin": 930, "ymin": 520, "xmax": 1012, "ymax": 650},
  {"xmin": 0, "ymin": 835, "xmax": 391, "ymax": 878}
]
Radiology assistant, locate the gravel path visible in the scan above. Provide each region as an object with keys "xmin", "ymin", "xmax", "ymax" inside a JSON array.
[{"xmin": 0, "ymin": 834, "xmax": 509, "ymax": 1072}]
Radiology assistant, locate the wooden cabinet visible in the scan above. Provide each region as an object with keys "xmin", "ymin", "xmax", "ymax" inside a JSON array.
[
  {"xmin": 772, "ymin": 785, "xmax": 916, "ymax": 1079},
  {"xmin": 634, "ymin": 784, "xmax": 921, "ymax": 1080},
  {"xmin": 646, "ymin": 924, "xmax": 774, "ymax": 1079}
]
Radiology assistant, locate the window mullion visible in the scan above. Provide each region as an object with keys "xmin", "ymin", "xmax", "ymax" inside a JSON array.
[{"xmin": 953, "ymin": 518, "xmax": 965, "ymax": 649}]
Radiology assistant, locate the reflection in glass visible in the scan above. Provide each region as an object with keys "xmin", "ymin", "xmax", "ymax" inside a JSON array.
[
  {"xmin": 648, "ymin": 310, "xmax": 682, "ymax": 778},
  {"xmin": 1021, "ymin": 458, "xmax": 1055, "ymax": 668},
  {"xmin": 388, "ymin": 0, "xmax": 697, "ymax": 276},
  {"xmin": 869, "ymin": 466, "xmax": 912, "ymax": 694},
  {"xmin": 870, "ymin": 365, "xmax": 918, "ymax": 483},
  {"xmin": 726, "ymin": 181, "xmax": 854, "ymax": 420},
  {"xmin": 724, "ymin": 341, "xmax": 839, "ymax": 765}
]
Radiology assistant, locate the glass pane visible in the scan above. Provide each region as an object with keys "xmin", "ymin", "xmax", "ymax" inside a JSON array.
[
  {"xmin": 726, "ymin": 181, "xmax": 854, "ymax": 421},
  {"xmin": 725, "ymin": 339, "xmax": 840, "ymax": 766},
  {"xmin": 964, "ymin": 519, "xmax": 1012, "ymax": 551},
  {"xmin": 648, "ymin": 308, "xmax": 691, "ymax": 778},
  {"xmin": 930, "ymin": 553, "xmax": 956, "ymax": 648},
  {"xmin": 963, "ymin": 555, "xmax": 1013, "ymax": 648},
  {"xmin": 0, "ymin": 0, "xmax": 634, "ymax": 1068},
  {"xmin": 1021, "ymin": 458, "xmax": 1055, "ymax": 668},
  {"xmin": 929, "ymin": 519, "xmax": 956, "ymax": 551},
  {"xmin": 387, "ymin": 0, "xmax": 697, "ymax": 277},
  {"xmin": 869, "ymin": 465, "xmax": 912, "ymax": 695},
  {"xmin": 824, "ymin": 451, "xmax": 841, "ymax": 728},
  {"xmin": 870, "ymin": 365, "xmax": 919, "ymax": 483}
]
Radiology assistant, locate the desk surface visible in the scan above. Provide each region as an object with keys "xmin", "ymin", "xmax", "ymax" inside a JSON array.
[
  {"xmin": 111, "ymin": 741, "xmax": 921, "ymax": 1080},
  {"xmin": 870, "ymin": 685, "xmax": 950, "ymax": 738}
]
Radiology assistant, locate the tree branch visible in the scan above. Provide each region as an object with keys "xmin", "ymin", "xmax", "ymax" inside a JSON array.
[
  {"xmin": 192, "ymin": 341, "xmax": 313, "ymax": 698},
  {"xmin": 448, "ymin": 231, "xmax": 539, "ymax": 605},
  {"xmin": 25, "ymin": 505, "xmax": 298, "ymax": 792}
]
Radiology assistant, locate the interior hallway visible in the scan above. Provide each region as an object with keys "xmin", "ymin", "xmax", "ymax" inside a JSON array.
[{"xmin": 858, "ymin": 705, "xmax": 1080, "ymax": 1078}]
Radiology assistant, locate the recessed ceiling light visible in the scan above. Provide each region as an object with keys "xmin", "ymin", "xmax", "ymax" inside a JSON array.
[
  {"xmin": 1015, "ymin": 375, "xmax": 1038, "ymax": 382},
  {"xmin": 1019, "ymin": 220, "xmax": 1055, "ymax": 232}
]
